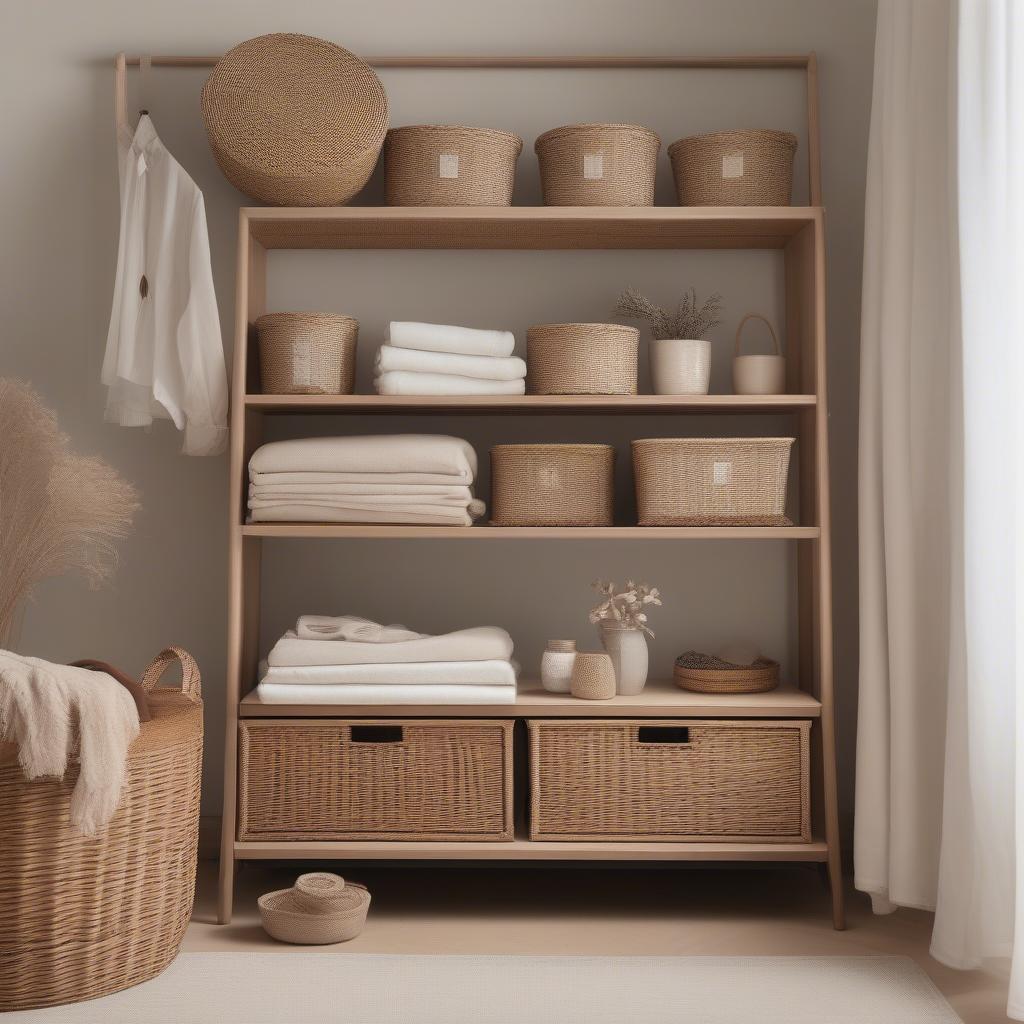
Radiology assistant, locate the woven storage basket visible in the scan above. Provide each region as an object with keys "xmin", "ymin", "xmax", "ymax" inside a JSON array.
[
  {"xmin": 632, "ymin": 437, "xmax": 794, "ymax": 526},
  {"xmin": 668, "ymin": 129, "xmax": 798, "ymax": 207},
  {"xmin": 535, "ymin": 124, "xmax": 660, "ymax": 206},
  {"xmin": 259, "ymin": 877, "xmax": 370, "ymax": 945},
  {"xmin": 0, "ymin": 648, "xmax": 202, "ymax": 1011},
  {"xmin": 201, "ymin": 33, "xmax": 388, "ymax": 206},
  {"xmin": 529, "ymin": 719, "xmax": 811, "ymax": 841},
  {"xmin": 238, "ymin": 720, "xmax": 513, "ymax": 841},
  {"xmin": 384, "ymin": 126, "xmax": 523, "ymax": 206},
  {"xmin": 527, "ymin": 323, "xmax": 639, "ymax": 395},
  {"xmin": 490, "ymin": 444, "xmax": 615, "ymax": 527},
  {"xmin": 569, "ymin": 653, "xmax": 616, "ymax": 700},
  {"xmin": 257, "ymin": 313, "xmax": 358, "ymax": 395},
  {"xmin": 673, "ymin": 651, "xmax": 780, "ymax": 694}
]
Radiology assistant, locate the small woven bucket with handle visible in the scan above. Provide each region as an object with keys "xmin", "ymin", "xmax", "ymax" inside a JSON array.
[{"xmin": 732, "ymin": 313, "xmax": 786, "ymax": 395}]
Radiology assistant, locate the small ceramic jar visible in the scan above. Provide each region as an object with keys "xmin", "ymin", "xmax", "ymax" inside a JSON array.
[{"xmin": 541, "ymin": 639, "xmax": 577, "ymax": 693}]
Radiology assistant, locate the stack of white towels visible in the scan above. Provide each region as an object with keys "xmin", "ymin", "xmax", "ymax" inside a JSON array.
[
  {"xmin": 248, "ymin": 434, "xmax": 485, "ymax": 526},
  {"xmin": 257, "ymin": 616, "xmax": 518, "ymax": 705},
  {"xmin": 375, "ymin": 321, "xmax": 526, "ymax": 396}
]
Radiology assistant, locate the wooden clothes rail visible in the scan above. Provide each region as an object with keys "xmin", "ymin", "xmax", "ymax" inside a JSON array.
[{"xmin": 112, "ymin": 52, "xmax": 822, "ymax": 205}]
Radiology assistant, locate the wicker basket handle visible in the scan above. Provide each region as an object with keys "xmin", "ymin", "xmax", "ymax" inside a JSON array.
[
  {"xmin": 734, "ymin": 313, "xmax": 781, "ymax": 357},
  {"xmin": 140, "ymin": 646, "xmax": 202, "ymax": 704}
]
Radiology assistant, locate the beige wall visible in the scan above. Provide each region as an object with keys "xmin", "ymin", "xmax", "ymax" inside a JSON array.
[{"xmin": 2, "ymin": 0, "xmax": 876, "ymax": 834}]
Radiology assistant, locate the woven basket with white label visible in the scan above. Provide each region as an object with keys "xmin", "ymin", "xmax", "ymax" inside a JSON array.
[
  {"xmin": 632, "ymin": 437, "xmax": 794, "ymax": 526},
  {"xmin": 384, "ymin": 126, "xmax": 523, "ymax": 206},
  {"xmin": 257, "ymin": 313, "xmax": 358, "ymax": 396},
  {"xmin": 668, "ymin": 129, "xmax": 797, "ymax": 207}
]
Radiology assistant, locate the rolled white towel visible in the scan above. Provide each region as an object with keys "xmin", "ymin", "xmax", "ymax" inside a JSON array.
[
  {"xmin": 376, "ymin": 344, "xmax": 526, "ymax": 381},
  {"xmin": 376, "ymin": 372, "xmax": 526, "ymax": 396},
  {"xmin": 389, "ymin": 321, "xmax": 516, "ymax": 358}
]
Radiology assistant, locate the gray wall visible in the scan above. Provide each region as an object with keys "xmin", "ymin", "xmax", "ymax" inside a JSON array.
[{"xmin": 2, "ymin": 0, "xmax": 876, "ymax": 836}]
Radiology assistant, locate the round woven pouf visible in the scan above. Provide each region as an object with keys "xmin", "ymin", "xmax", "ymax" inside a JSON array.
[
  {"xmin": 570, "ymin": 653, "xmax": 616, "ymax": 700},
  {"xmin": 201, "ymin": 33, "xmax": 388, "ymax": 206}
]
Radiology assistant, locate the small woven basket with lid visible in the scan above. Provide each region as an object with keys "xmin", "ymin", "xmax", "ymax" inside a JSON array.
[
  {"xmin": 259, "ymin": 872, "xmax": 370, "ymax": 945},
  {"xmin": 527, "ymin": 323, "xmax": 639, "ymax": 395},
  {"xmin": 257, "ymin": 313, "xmax": 358, "ymax": 395}
]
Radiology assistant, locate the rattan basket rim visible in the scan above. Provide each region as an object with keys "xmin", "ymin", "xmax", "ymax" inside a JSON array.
[
  {"xmin": 631, "ymin": 436, "xmax": 795, "ymax": 447},
  {"xmin": 258, "ymin": 886, "xmax": 369, "ymax": 920},
  {"xmin": 491, "ymin": 443, "xmax": 615, "ymax": 454},
  {"xmin": 528, "ymin": 322, "xmax": 640, "ymax": 333},
  {"xmin": 387, "ymin": 124, "xmax": 524, "ymax": 153},
  {"xmin": 257, "ymin": 312, "xmax": 359, "ymax": 326},
  {"xmin": 535, "ymin": 123, "xmax": 662, "ymax": 150},
  {"xmin": 667, "ymin": 129, "xmax": 798, "ymax": 158}
]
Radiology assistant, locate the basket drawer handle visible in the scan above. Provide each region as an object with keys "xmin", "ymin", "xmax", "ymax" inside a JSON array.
[
  {"xmin": 637, "ymin": 726, "xmax": 690, "ymax": 745},
  {"xmin": 350, "ymin": 725, "xmax": 404, "ymax": 744}
]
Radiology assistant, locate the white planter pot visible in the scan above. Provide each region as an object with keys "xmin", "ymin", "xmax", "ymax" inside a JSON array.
[
  {"xmin": 649, "ymin": 338, "xmax": 711, "ymax": 395},
  {"xmin": 599, "ymin": 624, "xmax": 649, "ymax": 695}
]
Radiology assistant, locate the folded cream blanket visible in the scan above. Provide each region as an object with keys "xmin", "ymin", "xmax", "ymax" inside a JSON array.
[
  {"xmin": 389, "ymin": 322, "xmax": 516, "ymax": 358},
  {"xmin": 248, "ymin": 494, "xmax": 479, "ymax": 510},
  {"xmin": 251, "ymin": 470, "xmax": 475, "ymax": 487},
  {"xmin": 248, "ymin": 501, "xmax": 485, "ymax": 525},
  {"xmin": 256, "ymin": 682, "xmax": 516, "ymax": 705},
  {"xmin": 249, "ymin": 435, "xmax": 478, "ymax": 480},
  {"xmin": 296, "ymin": 615, "xmax": 425, "ymax": 642},
  {"xmin": 376, "ymin": 345, "xmax": 526, "ymax": 381},
  {"xmin": 0, "ymin": 650, "xmax": 140, "ymax": 835},
  {"xmin": 261, "ymin": 659, "xmax": 518, "ymax": 687},
  {"xmin": 270, "ymin": 625, "xmax": 514, "ymax": 666},
  {"xmin": 375, "ymin": 372, "xmax": 526, "ymax": 396},
  {"xmin": 251, "ymin": 482, "xmax": 476, "ymax": 499}
]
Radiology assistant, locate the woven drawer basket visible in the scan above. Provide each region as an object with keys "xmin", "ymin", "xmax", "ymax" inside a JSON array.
[
  {"xmin": 527, "ymin": 323, "xmax": 639, "ymax": 395},
  {"xmin": 0, "ymin": 648, "xmax": 202, "ymax": 1011},
  {"xmin": 385, "ymin": 125, "xmax": 523, "ymax": 206},
  {"xmin": 535, "ymin": 124, "xmax": 660, "ymax": 206},
  {"xmin": 632, "ymin": 437, "xmax": 794, "ymax": 526},
  {"xmin": 238, "ymin": 719, "xmax": 513, "ymax": 841},
  {"xmin": 668, "ymin": 130, "xmax": 798, "ymax": 207},
  {"xmin": 490, "ymin": 444, "xmax": 615, "ymax": 527},
  {"xmin": 257, "ymin": 313, "xmax": 358, "ymax": 395},
  {"xmin": 201, "ymin": 33, "xmax": 388, "ymax": 206},
  {"xmin": 528, "ymin": 719, "xmax": 811, "ymax": 842}
]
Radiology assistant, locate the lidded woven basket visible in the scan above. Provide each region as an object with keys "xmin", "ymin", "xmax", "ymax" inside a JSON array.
[
  {"xmin": 535, "ymin": 124, "xmax": 661, "ymax": 206},
  {"xmin": 632, "ymin": 437, "xmax": 794, "ymax": 526},
  {"xmin": 384, "ymin": 125, "xmax": 523, "ymax": 206},
  {"xmin": 668, "ymin": 129, "xmax": 797, "ymax": 207},
  {"xmin": 257, "ymin": 313, "xmax": 358, "ymax": 395},
  {"xmin": 491, "ymin": 443, "xmax": 615, "ymax": 526},
  {"xmin": 527, "ymin": 323, "xmax": 639, "ymax": 395},
  {"xmin": 259, "ymin": 873, "xmax": 370, "ymax": 945},
  {"xmin": 201, "ymin": 33, "xmax": 388, "ymax": 206}
]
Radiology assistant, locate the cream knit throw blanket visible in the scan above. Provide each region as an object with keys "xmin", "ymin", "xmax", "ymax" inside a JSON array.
[{"xmin": 0, "ymin": 650, "xmax": 140, "ymax": 834}]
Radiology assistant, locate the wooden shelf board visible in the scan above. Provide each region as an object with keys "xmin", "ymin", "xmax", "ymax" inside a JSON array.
[
  {"xmin": 245, "ymin": 206, "xmax": 821, "ymax": 251},
  {"xmin": 240, "ymin": 524, "xmax": 819, "ymax": 540},
  {"xmin": 239, "ymin": 680, "xmax": 820, "ymax": 719},
  {"xmin": 244, "ymin": 394, "xmax": 817, "ymax": 415}
]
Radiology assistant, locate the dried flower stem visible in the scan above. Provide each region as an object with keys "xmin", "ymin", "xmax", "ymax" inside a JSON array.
[
  {"xmin": 612, "ymin": 287, "xmax": 723, "ymax": 341},
  {"xmin": 588, "ymin": 579, "xmax": 662, "ymax": 639}
]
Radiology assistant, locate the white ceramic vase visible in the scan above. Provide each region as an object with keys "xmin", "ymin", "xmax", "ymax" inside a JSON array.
[
  {"xmin": 649, "ymin": 338, "xmax": 711, "ymax": 395},
  {"xmin": 599, "ymin": 624, "xmax": 649, "ymax": 695}
]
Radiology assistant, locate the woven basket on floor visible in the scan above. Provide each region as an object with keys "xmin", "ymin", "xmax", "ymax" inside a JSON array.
[
  {"xmin": 668, "ymin": 129, "xmax": 797, "ymax": 207},
  {"xmin": 632, "ymin": 437, "xmax": 794, "ymax": 526},
  {"xmin": 257, "ymin": 313, "xmax": 358, "ymax": 395},
  {"xmin": 491, "ymin": 444, "xmax": 615, "ymax": 526},
  {"xmin": 673, "ymin": 651, "xmax": 780, "ymax": 694},
  {"xmin": 535, "ymin": 124, "xmax": 660, "ymax": 206},
  {"xmin": 0, "ymin": 648, "xmax": 202, "ymax": 1011},
  {"xmin": 384, "ymin": 126, "xmax": 523, "ymax": 206},
  {"xmin": 570, "ymin": 653, "xmax": 616, "ymax": 700},
  {"xmin": 201, "ymin": 33, "xmax": 388, "ymax": 206},
  {"xmin": 259, "ymin": 875, "xmax": 370, "ymax": 945},
  {"xmin": 527, "ymin": 323, "xmax": 639, "ymax": 395}
]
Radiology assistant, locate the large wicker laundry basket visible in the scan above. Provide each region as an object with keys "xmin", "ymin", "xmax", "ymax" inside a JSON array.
[{"xmin": 0, "ymin": 648, "xmax": 203, "ymax": 1011}]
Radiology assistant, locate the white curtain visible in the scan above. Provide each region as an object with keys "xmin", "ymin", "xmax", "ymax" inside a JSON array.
[{"xmin": 857, "ymin": 0, "xmax": 1024, "ymax": 1016}]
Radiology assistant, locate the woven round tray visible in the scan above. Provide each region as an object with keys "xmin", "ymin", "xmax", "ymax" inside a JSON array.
[
  {"xmin": 259, "ymin": 881, "xmax": 370, "ymax": 944},
  {"xmin": 673, "ymin": 651, "xmax": 780, "ymax": 693},
  {"xmin": 257, "ymin": 313, "xmax": 358, "ymax": 395},
  {"xmin": 201, "ymin": 33, "xmax": 388, "ymax": 206},
  {"xmin": 536, "ymin": 124, "xmax": 660, "ymax": 206},
  {"xmin": 385, "ymin": 125, "xmax": 523, "ymax": 206},
  {"xmin": 527, "ymin": 323, "xmax": 639, "ymax": 395},
  {"xmin": 668, "ymin": 129, "xmax": 797, "ymax": 207},
  {"xmin": 570, "ymin": 652, "xmax": 616, "ymax": 700}
]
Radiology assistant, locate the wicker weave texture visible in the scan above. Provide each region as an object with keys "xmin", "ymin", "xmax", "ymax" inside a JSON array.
[
  {"xmin": 385, "ymin": 126, "xmax": 523, "ymax": 206},
  {"xmin": 490, "ymin": 444, "xmax": 615, "ymax": 526},
  {"xmin": 0, "ymin": 649, "xmax": 203, "ymax": 1011},
  {"xmin": 257, "ymin": 313, "xmax": 358, "ymax": 395},
  {"xmin": 673, "ymin": 652, "xmax": 780, "ymax": 694},
  {"xmin": 201, "ymin": 33, "xmax": 388, "ymax": 206},
  {"xmin": 528, "ymin": 719, "xmax": 811, "ymax": 842},
  {"xmin": 527, "ymin": 323, "xmax": 639, "ymax": 395},
  {"xmin": 632, "ymin": 437, "xmax": 794, "ymax": 526},
  {"xmin": 535, "ymin": 124, "xmax": 660, "ymax": 206},
  {"xmin": 258, "ymin": 881, "xmax": 370, "ymax": 944},
  {"xmin": 569, "ymin": 653, "xmax": 616, "ymax": 700},
  {"xmin": 238, "ymin": 720, "xmax": 513, "ymax": 841},
  {"xmin": 668, "ymin": 130, "xmax": 797, "ymax": 207}
]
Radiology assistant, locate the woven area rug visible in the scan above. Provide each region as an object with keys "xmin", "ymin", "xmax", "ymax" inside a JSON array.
[{"xmin": 6, "ymin": 954, "xmax": 962, "ymax": 1023}]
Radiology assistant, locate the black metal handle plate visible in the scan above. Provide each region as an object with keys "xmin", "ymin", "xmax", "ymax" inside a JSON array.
[
  {"xmin": 637, "ymin": 726, "xmax": 691, "ymax": 744},
  {"xmin": 350, "ymin": 725, "xmax": 404, "ymax": 743}
]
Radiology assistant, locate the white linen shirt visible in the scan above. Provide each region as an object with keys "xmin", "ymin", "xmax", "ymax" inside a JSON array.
[{"xmin": 103, "ymin": 115, "xmax": 228, "ymax": 456}]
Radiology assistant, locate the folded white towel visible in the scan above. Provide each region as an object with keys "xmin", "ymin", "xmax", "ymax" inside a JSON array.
[
  {"xmin": 251, "ymin": 482, "xmax": 476, "ymax": 499},
  {"xmin": 249, "ymin": 435, "xmax": 478, "ymax": 481},
  {"xmin": 256, "ymin": 682, "xmax": 516, "ymax": 705},
  {"xmin": 248, "ymin": 494, "xmax": 479, "ymax": 510},
  {"xmin": 376, "ymin": 345, "xmax": 526, "ymax": 381},
  {"xmin": 252, "ymin": 470, "xmax": 476, "ymax": 488},
  {"xmin": 248, "ymin": 501, "xmax": 485, "ymax": 526},
  {"xmin": 270, "ymin": 625, "xmax": 514, "ymax": 666},
  {"xmin": 261, "ymin": 659, "xmax": 519, "ymax": 687},
  {"xmin": 375, "ymin": 372, "xmax": 526, "ymax": 396},
  {"xmin": 389, "ymin": 322, "xmax": 516, "ymax": 358},
  {"xmin": 295, "ymin": 615, "xmax": 425, "ymax": 643}
]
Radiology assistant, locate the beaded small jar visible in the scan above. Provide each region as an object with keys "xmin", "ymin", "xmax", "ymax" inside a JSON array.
[{"xmin": 540, "ymin": 639, "xmax": 577, "ymax": 693}]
